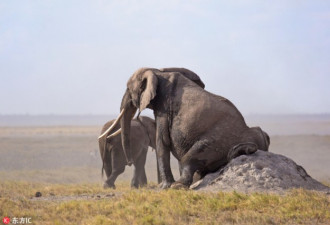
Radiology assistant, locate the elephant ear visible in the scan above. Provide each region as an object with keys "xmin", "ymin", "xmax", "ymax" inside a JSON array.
[
  {"xmin": 140, "ymin": 70, "xmax": 158, "ymax": 111},
  {"xmin": 160, "ymin": 68, "xmax": 205, "ymax": 89}
]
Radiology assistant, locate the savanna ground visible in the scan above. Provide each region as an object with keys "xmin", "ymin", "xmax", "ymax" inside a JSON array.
[{"xmin": 0, "ymin": 115, "xmax": 329, "ymax": 224}]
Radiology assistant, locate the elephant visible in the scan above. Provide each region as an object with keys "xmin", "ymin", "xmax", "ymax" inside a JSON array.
[
  {"xmin": 108, "ymin": 67, "xmax": 270, "ymax": 189},
  {"xmin": 98, "ymin": 116, "xmax": 156, "ymax": 189}
]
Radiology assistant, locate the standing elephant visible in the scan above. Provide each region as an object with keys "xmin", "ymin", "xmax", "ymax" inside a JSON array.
[
  {"xmin": 109, "ymin": 67, "xmax": 270, "ymax": 189},
  {"xmin": 98, "ymin": 116, "xmax": 156, "ymax": 189}
]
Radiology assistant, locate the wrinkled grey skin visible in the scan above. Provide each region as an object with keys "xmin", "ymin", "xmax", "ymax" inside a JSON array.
[
  {"xmin": 119, "ymin": 68, "xmax": 270, "ymax": 189},
  {"xmin": 99, "ymin": 116, "xmax": 156, "ymax": 189}
]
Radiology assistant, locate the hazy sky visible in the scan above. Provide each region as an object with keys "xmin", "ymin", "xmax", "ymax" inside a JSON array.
[{"xmin": 1, "ymin": 1, "xmax": 329, "ymax": 115}]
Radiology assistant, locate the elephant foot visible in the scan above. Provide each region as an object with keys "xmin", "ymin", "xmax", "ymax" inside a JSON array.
[
  {"xmin": 159, "ymin": 181, "xmax": 174, "ymax": 189},
  {"xmin": 171, "ymin": 181, "xmax": 189, "ymax": 190},
  {"xmin": 227, "ymin": 142, "xmax": 258, "ymax": 161},
  {"xmin": 130, "ymin": 182, "xmax": 139, "ymax": 189},
  {"xmin": 103, "ymin": 182, "xmax": 116, "ymax": 189}
]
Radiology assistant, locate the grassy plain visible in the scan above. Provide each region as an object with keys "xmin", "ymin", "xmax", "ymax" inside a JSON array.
[{"xmin": 1, "ymin": 181, "xmax": 329, "ymax": 225}]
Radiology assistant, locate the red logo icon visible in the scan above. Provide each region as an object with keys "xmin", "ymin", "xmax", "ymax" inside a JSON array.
[{"xmin": 3, "ymin": 217, "xmax": 10, "ymax": 224}]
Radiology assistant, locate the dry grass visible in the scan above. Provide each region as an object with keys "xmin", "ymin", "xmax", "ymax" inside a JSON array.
[{"xmin": 0, "ymin": 181, "xmax": 329, "ymax": 225}]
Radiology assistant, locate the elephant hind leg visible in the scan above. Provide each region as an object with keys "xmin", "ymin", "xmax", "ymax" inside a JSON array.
[
  {"xmin": 227, "ymin": 142, "xmax": 258, "ymax": 162},
  {"xmin": 171, "ymin": 140, "xmax": 210, "ymax": 189}
]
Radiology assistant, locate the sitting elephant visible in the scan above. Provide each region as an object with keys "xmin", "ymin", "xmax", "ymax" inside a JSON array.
[
  {"xmin": 110, "ymin": 67, "xmax": 270, "ymax": 189},
  {"xmin": 98, "ymin": 116, "xmax": 156, "ymax": 189}
]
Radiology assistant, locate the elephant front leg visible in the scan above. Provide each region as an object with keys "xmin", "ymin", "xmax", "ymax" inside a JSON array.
[
  {"xmin": 103, "ymin": 162, "xmax": 113, "ymax": 188},
  {"xmin": 131, "ymin": 149, "xmax": 148, "ymax": 188},
  {"xmin": 156, "ymin": 118, "xmax": 175, "ymax": 189},
  {"xmin": 103, "ymin": 159, "xmax": 112, "ymax": 178},
  {"xmin": 104, "ymin": 150, "xmax": 126, "ymax": 189},
  {"xmin": 158, "ymin": 148, "xmax": 175, "ymax": 189},
  {"xmin": 137, "ymin": 150, "xmax": 148, "ymax": 187},
  {"xmin": 104, "ymin": 167, "xmax": 125, "ymax": 189}
]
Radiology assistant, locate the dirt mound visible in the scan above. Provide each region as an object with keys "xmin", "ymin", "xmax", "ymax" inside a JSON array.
[{"xmin": 191, "ymin": 151, "xmax": 330, "ymax": 193}]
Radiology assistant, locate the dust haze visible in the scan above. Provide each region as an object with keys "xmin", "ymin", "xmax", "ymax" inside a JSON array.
[{"xmin": 0, "ymin": 114, "xmax": 329, "ymax": 185}]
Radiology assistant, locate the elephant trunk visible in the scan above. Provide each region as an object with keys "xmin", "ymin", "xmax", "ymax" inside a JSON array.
[{"xmin": 120, "ymin": 89, "xmax": 137, "ymax": 166}]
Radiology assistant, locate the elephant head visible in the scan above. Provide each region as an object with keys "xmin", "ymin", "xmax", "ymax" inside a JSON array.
[{"xmin": 116, "ymin": 68, "xmax": 205, "ymax": 165}]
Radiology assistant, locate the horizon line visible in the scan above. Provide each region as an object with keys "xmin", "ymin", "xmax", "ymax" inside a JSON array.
[{"xmin": 1, "ymin": 113, "xmax": 330, "ymax": 116}]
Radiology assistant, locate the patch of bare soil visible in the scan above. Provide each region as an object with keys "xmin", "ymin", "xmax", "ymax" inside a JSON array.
[{"xmin": 30, "ymin": 192, "xmax": 118, "ymax": 202}]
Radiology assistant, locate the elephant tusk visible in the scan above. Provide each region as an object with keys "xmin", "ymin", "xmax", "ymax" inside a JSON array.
[
  {"xmin": 98, "ymin": 108, "xmax": 125, "ymax": 139},
  {"xmin": 106, "ymin": 128, "xmax": 121, "ymax": 139}
]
